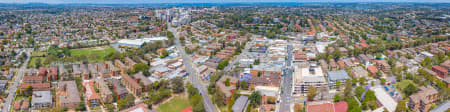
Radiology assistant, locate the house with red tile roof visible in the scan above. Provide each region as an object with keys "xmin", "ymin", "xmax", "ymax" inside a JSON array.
[
  {"xmin": 22, "ymin": 75, "xmax": 43, "ymax": 84},
  {"xmin": 333, "ymin": 101, "xmax": 348, "ymax": 112},
  {"xmin": 307, "ymin": 101, "xmax": 348, "ymax": 112},
  {"xmin": 307, "ymin": 101, "xmax": 334, "ymax": 112},
  {"xmin": 180, "ymin": 107, "xmax": 193, "ymax": 112},
  {"xmin": 20, "ymin": 83, "xmax": 51, "ymax": 91},
  {"xmin": 367, "ymin": 66, "xmax": 378, "ymax": 75},
  {"xmin": 48, "ymin": 66, "xmax": 58, "ymax": 81},
  {"xmin": 84, "ymin": 81, "xmax": 100, "ymax": 107},
  {"xmin": 360, "ymin": 43, "xmax": 369, "ymax": 48},
  {"xmin": 432, "ymin": 65, "xmax": 448, "ymax": 79},
  {"xmin": 38, "ymin": 67, "xmax": 47, "ymax": 77}
]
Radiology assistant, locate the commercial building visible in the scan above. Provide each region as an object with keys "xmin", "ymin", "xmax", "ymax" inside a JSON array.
[{"xmin": 293, "ymin": 65, "xmax": 327, "ymax": 95}]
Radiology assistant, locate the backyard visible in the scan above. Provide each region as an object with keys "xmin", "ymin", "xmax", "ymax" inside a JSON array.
[{"xmin": 157, "ymin": 95, "xmax": 190, "ymax": 112}]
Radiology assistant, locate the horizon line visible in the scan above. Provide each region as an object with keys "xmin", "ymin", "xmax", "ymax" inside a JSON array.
[{"xmin": 1, "ymin": 1, "xmax": 450, "ymax": 5}]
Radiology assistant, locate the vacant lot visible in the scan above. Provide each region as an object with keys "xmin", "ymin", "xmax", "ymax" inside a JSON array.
[
  {"xmin": 70, "ymin": 46, "xmax": 116, "ymax": 63},
  {"xmin": 157, "ymin": 95, "xmax": 190, "ymax": 112}
]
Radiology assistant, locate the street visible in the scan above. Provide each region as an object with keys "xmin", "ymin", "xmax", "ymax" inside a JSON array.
[
  {"xmin": 2, "ymin": 49, "xmax": 31, "ymax": 112},
  {"xmin": 168, "ymin": 26, "xmax": 217, "ymax": 112},
  {"xmin": 279, "ymin": 43, "xmax": 294, "ymax": 112}
]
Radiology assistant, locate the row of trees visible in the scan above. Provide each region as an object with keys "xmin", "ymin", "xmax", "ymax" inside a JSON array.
[{"xmin": 186, "ymin": 83, "xmax": 205, "ymax": 112}]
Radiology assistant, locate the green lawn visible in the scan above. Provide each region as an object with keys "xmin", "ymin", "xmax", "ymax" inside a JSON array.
[
  {"xmin": 395, "ymin": 80, "xmax": 415, "ymax": 90},
  {"xmin": 31, "ymin": 51, "xmax": 46, "ymax": 57},
  {"xmin": 395, "ymin": 80, "xmax": 416, "ymax": 98},
  {"xmin": 27, "ymin": 57, "xmax": 45, "ymax": 68},
  {"xmin": 157, "ymin": 96, "xmax": 190, "ymax": 112},
  {"xmin": 70, "ymin": 46, "xmax": 116, "ymax": 63}
]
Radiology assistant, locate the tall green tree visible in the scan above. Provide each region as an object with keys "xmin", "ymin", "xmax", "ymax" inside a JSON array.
[
  {"xmin": 307, "ymin": 86, "xmax": 317, "ymax": 101},
  {"xmin": 171, "ymin": 77, "xmax": 184, "ymax": 93}
]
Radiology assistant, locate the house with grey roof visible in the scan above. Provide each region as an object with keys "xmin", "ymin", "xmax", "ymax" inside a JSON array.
[
  {"xmin": 31, "ymin": 91, "xmax": 52, "ymax": 109},
  {"xmin": 232, "ymin": 96, "xmax": 250, "ymax": 112},
  {"xmin": 327, "ymin": 70, "xmax": 350, "ymax": 88}
]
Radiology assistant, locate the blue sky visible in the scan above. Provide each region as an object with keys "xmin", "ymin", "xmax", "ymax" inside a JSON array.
[{"xmin": 0, "ymin": 0, "xmax": 448, "ymax": 4}]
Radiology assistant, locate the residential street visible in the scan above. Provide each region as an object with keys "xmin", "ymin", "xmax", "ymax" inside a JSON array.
[
  {"xmin": 2, "ymin": 49, "xmax": 31, "ymax": 112},
  {"xmin": 168, "ymin": 26, "xmax": 217, "ymax": 112}
]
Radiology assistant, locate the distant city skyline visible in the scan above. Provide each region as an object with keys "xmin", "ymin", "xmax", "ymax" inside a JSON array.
[{"xmin": 0, "ymin": 0, "xmax": 449, "ymax": 4}]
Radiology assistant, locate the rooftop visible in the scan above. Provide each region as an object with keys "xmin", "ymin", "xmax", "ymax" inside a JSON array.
[
  {"xmin": 58, "ymin": 81, "xmax": 81, "ymax": 104},
  {"xmin": 31, "ymin": 91, "xmax": 52, "ymax": 104},
  {"xmin": 232, "ymin": 96, "xmax": 249, "ymax": 112},
  {"xmin": 327, "ymin": 70, "xmax": 350, "ymax": 81}
]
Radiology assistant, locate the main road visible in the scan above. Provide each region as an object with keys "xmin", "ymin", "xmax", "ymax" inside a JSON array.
[
  {"xmin": 168, "ymin": 26, "xmax": 217, "ymax": 112},
  {"xmin": 279, "ymin": 43, "xmax": 294, "ymax": 112},
  {"xmin": 3, "ymin": 49, "xmax": 31, "ymax": 112}
]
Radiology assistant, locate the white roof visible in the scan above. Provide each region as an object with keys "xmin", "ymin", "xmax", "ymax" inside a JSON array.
[
  {"xmin": 372, "ymin": 87, "xmax": 397, "ymax": 112},
  {"xmin": 118, "ymin": 39, "xmax": 145, "ymax": 45}
]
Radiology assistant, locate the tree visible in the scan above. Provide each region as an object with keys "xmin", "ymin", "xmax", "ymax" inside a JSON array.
[
  {"xmin": 217, "ymin": 59, "xmax": 230, "ymax": 70},
  {"xmin": 117, "ymin": 94, "xmax": 136, "ymax": 110},
  {"xmin": 332, "ymin": 47, "xmax": 342, "ymax": 59},
  {"xmin": 133, "ymin": 63, "xmax": 149, "ymax": 73},
  {"xmin": 404, "ymin": 84, "xmax": 417, "ymax": 97},
  {"xmin": 225, "ymin": 78, "xmax": 230, "ymax": 87},
  {"xmin": 344, "ymin": 79, "xmax": 353, "ymax": 97},
  {"xmin": 334, "ymin": 94, "xmax": 341, "ymax": 102},
  {"xmin": 171, "ymin": 77, "xmax": 184, "ymax": 93},
  {"xmin": 249, "ymin": 91, "xmax": 262, "ymax": 106},
  {"xmin": 395, "ymin": 100, "xmax": 407, "ymax": 112},
  {"xmin": 160, "ymin": 49, "xmax": 169, "ymax": 58},
  {"xmin": 239, "ymin": 81, "xmax": 248, "ymax": 90},
  {"xmin": 190, "ymin": 94, "xmax": 205, "ymax": 112},
  {"xmin": 254, "ymin": 58, "xmax": 260, "ymax": 65},
  {"xmin": 34, "ymin": 58, "xmax": 42, "ymax": 68},
  {"xmin": 346, "ymin": 97, "xmax": 362, "ymax": 112},
  {"xmin": 307, "ymin": 86, "xmax": 317, "ymax": 101},
  {"xmin": 335, "ymin": 80, "xmax": 342, "ymax": 90},
  {"xmin": 105, "ymin": 104, "xmax": 116, "ymax": 112},
  {"xmin": 354, "ymin": 86, "xmax": 365, "ymax": 98},
  {"xmin": 294, "ymin": 104, "xmax": 305, "ymax": 112},
  {"xmin": 75, "ymin": 102, "xmax": 86, "ymax": 111},
  {"xmin": 24, "ymin": 85, "xmax": 33, "ymax": 96},
  {"xmin": 380, "ymin": 78, "xmax": 386, "ymax": 85},
  {"xmin": 359, "ymin": 77, "xmax": 366, "ymax": 85}
]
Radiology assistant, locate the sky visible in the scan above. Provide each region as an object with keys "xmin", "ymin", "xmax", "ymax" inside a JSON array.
[{"xmin": 0, "ymin": 0, "xmax": 448, "ymax": 4}]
